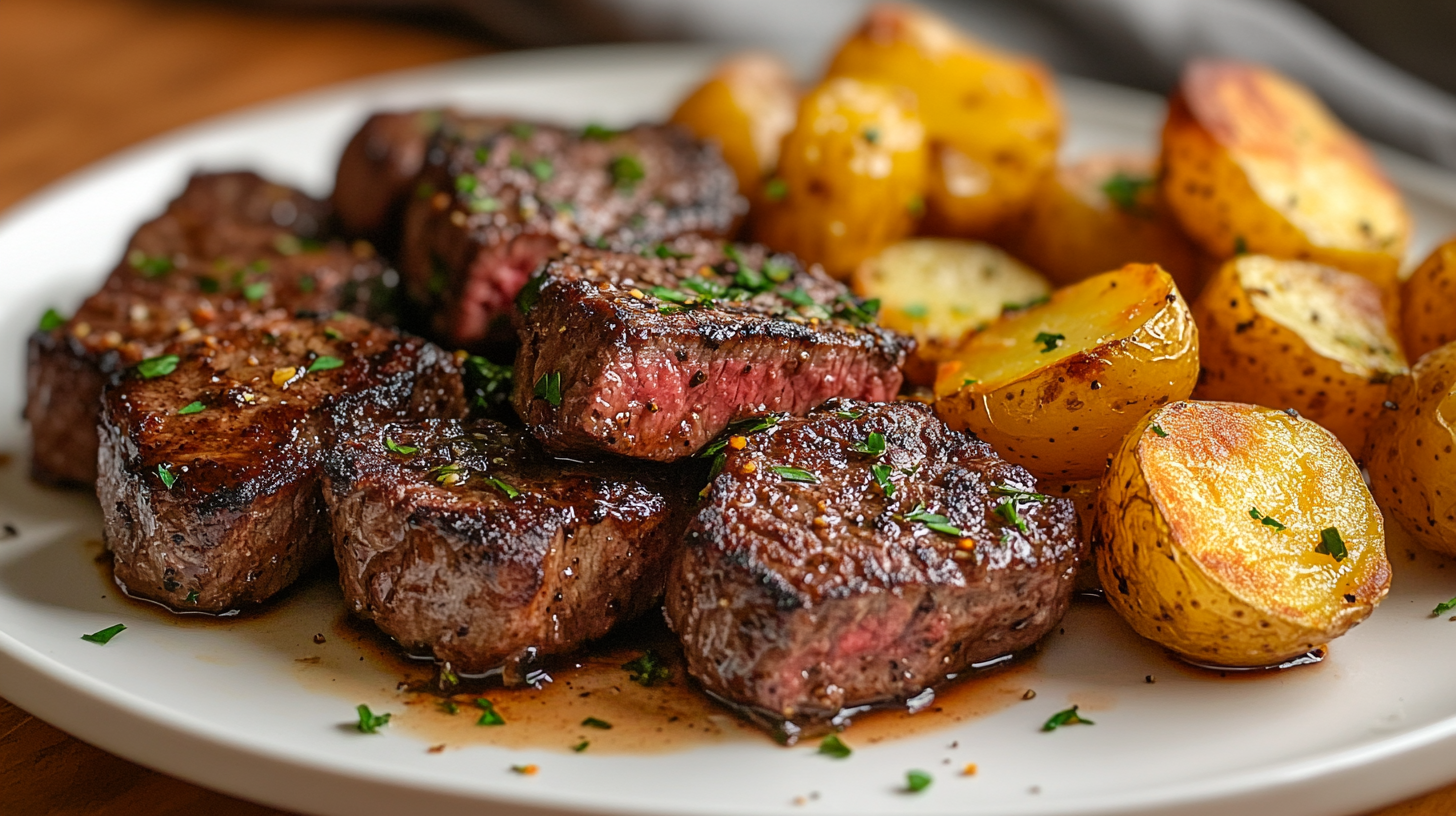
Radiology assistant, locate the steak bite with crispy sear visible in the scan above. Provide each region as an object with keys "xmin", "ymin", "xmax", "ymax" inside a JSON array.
[
  {"xmin": 665, "ymin": 399, "xmax": 1083, "ymax": 739},
  {"xmin": 27, "ymin": 171, "xmax": 394, "ymax": 487},
  {"xmin": 333, "ymin": 109, "xmax": 444, "ymax": 249},
  {"xmin": 97, "ymin": 314, "xmax": 464, "ymax": 614},
  {"xmin": 323, "ymin": 418, "xmax": 691, "ymax": 682},
  {"xmin": 399, "ymin": 114, "xmax": 744, "ymax": 348},
  {"xmin": 513, "ymin": 237, "xmax": 910, "ymax": 462}
]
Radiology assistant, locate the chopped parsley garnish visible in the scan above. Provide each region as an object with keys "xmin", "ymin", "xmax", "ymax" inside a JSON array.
[
  {"xmin": 308, "ymin": 356, "xmax": 344, "ymax": 373},
  {"xmin": 384, "ymin": 437, "xmax": 418, "ymax": 455},
  {"xmin": 851, "ymin": 432, "xmax": 886, "ymax": 457},
  {"xmin": 475, "ymin": 698, "xmax": 506, "ymax": 726},
  {"xmin": 1101, "ymin": 172, "xmax": 1154, "ymax": 214},
  {"xmin": 989, "ymin": 484, "xmax": 1049, "ymax": 503},
  {"xmin": 835, "ymin": 410, "xmax": 863, "ymax": 420},
  {"xmin": 463, "ymin": 355, "xmax": 513, "ymax": 412},
  {"xmin": 80, "ymin": 623, "xmax": 126, "ymax": 644},
  {"xmin": 528, "ymin": 158, "xmax": 554, "ymax": 181},
  {"xmin": 771, "ymin": 466, "xmax": 820, "ymax": 484},
  {"xmin": 572, "ymin": 740, "xmax": 590, "ymax": 752},
  {"xmin": 39, "ymin": 308, "xmax": 65, "ymax": 331},
  {"xmin": 128, "ymin": 250, "xmax": 174, "ymax": 278},
  {"xmin": 135, "ymin": 354, "xmax": 180, "ymax": 379},
  {"xmin": 834, "ymin": 296, "xmax": 880, "ymax": 326},
  {"xmin": 905, "ymin": 770, "xmax": 932, "ymax": 793},
  {"xmin": 356, "ymin": 704, "xmax": 391, "ymax": 733},
  {"xmin": 178, "ymin": 401, "xmax": 206, "ymax": 415},
  {"xmin": 456, "ymin": 174, "xmax": 479, "ymax": 193},
  {"xmin": 1035, "ymin": 332, "xmax": 1065, "ymax": 353},
  {"xmin": 701, "ymin": 414, "xmax": 782, "ymax": 457},
  {"xmin": 763, "ymin": 177, "xmax": 788, "ymax": 202},
  {"xmin": 517, "ymin": 273, "xmax": 547, "ymax": 315},
  {"xmin": 323, "ymin": 327, "xmax": 344, "ymax": 340},
  {"xmin": 1249, "ymin": 507, "xmax": 1287, "ymax": 531},
  {"xmin": 903, "ymin": 303, "xmax": 929, "ymax": 319},
  {"xmin": 243, "ymin": 282, "xmax": 269, "ymax": 303},
  {"xmin": 650, "ymin": 285, "xmax": 692, "ymax": 303},
  {"xmin": 1233, "ymin": 235, "xmax": 1248, "ymax": 255},
  {"xmin": 474, "ymin": 146, "xmax": 491, "ymax": 164},
  {"xmin": 681, "ymin": 277, "xmax": 727, "ymax": 298},
  {"xmin": 468, "ymin": 195, "xmax": 501, "ymax": 213},
  {"xmin": 197, "ymin": 275, "xmax": 220, "ymax": 293},
  {"xmin": 818, "ymin": 734, "xmax": 852, "ymax": 758},
  {"xmin": 907, "ymin": 195, "xmax": 925, "ymax": 217},
  {"xmin": 533, "ymin": 371, "xmax": 563, "ymax": 406},
  {"xmin": 901, "ymin": 503, "xmax": 965, "ymax": 537},
  {"xmin": 509, "ymin": 122, "xmax": 536, "ymax": 140},
  {"xmin": 622, "ymin": 650, "xmax": 671, "ymax": 686},
  {"xmin": 510, "ymin": 764, "xmax": 537, "ymax": 775},
  {"xmin": 433, "ymin": 463, "xmax": 467, "ymax": 485},
  {"xmin": 581, "ymin": 717, "xmax": 612, "ymax": 730},
  {"xmin": 994, "ymin": 499, "xmax": 1028, "ymax": 533},
  {"xmin": 871, "ymin": 463, "xmax": 896, "ymax": 498},
  {"xmin": 780, "ymin": 287, "xmax": 816, "ymax": 307},
  {"xmin": 1433, "ymin": 596, "xmax": 1456, "ymax": 617},
  {"xmin": 862, "ymin": 126, "xmax": 880, "ymax": 144},
  {"xmin": 440, "ymin": 700, "xmax": 460, "ymax": 715},
  {"xmin": 156, "ymin": 464, "xmax": 177, "ymax": 489},
  {"xmin": 273, "ymin": 235, "xmax": 321, "ymax": 256},
  {"xmin": 484, "ymin": 477, "xmax": 521, "ymax": 499},
  {"xmin": 1150, "ymin": 423, "xmax": 1169, "ymax": 438},
  {"xmin": 609, "ymin": 155, "xmax": 645, "ymax": 191},
  {"xmin": 1315, "ymin": 527, "xmax": 1348, "ymax": 561},
  {"xmin": 1042, "ymin": 705, "xmax": 1093, "ymax": 731},
  {"xmin": 763, "ymin": 256, "xmax": 794, "ymax": 283},
  {"xmin": 652, "ymin": 243, "xmax": 693, "ymax": 260},
  {"xmin": 297, "ymin": 275, "xmax": 316, "ymax": 293},
  {"xmin": 581, "ymin": 123, "xmax": 617, "ymax": 140},
  {"xmin": 1002, "ymin": 295, "xmax": 1050, "ymax": 312},
  {"xmin": 185, "ymin": 591, "xmax": 200, "ymax": 604}
]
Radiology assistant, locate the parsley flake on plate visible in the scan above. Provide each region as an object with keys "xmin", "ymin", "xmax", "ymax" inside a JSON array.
[
  {"xmin": 818, "ymin": 735, "xmax": 852, "ymax": 759},
  {"xmin": 80, "ymin": 623, "xmax": 126, "ymax": 645},
  {"xmin": 1042, "ymin": 705, "xmax": 1094, "ymax": 731},
  {"xmin": 356, "ymin": 704, "xmax": 391, "ymax": 733}
]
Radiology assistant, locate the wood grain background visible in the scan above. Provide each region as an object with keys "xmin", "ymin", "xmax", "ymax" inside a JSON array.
[{"xmin": 0, "ymin": 0, "xmax": 1450, "ymax": 813}]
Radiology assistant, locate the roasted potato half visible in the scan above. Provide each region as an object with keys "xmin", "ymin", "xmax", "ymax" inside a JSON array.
[
  {"xmin": 1098, "ymin": 400, "xmax": 1390, "ymax": 667},
  {"xmin": 933, "ymin": 263, "xmax": 1199, "ymax": 480},
  {"xmin": 1400, "ymin": 238, "xmax": 1456, "ymax": 360},
  {"xmin": 1044, "ymin": 478, "xmax": 1102, "ymax": 594},
  {"xmin": 751, "ymin": 77, "xmax": 927, "ymax": 278},
  {"xmin": 1160, "ymin": 60, "xmax": 1410, "ymax": 291},
  {"xmin": 1006, "ymin": 153, "xmax": 1202, "ymax": 294},
  {"xmin": 852, "ymin": 238, "xmax": 1050, "ymax": 385},
  {"xmin": 670, "ymin": 52, "xmax": 797, "ymax": 208},
  {"xmin": 825, "ymin": 3, "xmax": 1061, "ymax": 238},
  {"xmin": 1192, "ymin": 255, "xmax": 1407, "ymax": 455},
  {"xmin": 1366, "ymin": 343, "xmax": 1456, "ymax": 555}
]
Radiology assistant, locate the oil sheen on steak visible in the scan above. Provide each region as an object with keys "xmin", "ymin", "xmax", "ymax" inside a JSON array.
[
  {"xmin": 26, "ymin": 172, "xmax": 393, "ymax": 487},
  {"xmin": 399, "ymin": 114, "xmax": 744, "ymax": 348},
  {"xmin": 513, "ymin": 236, "xmax": 910, "ymax": 462},
  {"xmin": 324, "ymin": 418, "xmax": 690, "ymax": 682},
  {"xmin": 332, "ymin": 110, "xmax": 442, "ymax": 250},
  {"xmin": 664, "ymin": 399, "xmax": 1084, "ymax": 740},
  {"xmin": 97, "ymin": 314, "xmax": 464, "ymax": 613}
]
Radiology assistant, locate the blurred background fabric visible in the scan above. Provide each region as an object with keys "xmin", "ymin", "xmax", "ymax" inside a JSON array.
[{"xmin": 238, "ymin": 0, "xmax": 1456, "ymax": 169}]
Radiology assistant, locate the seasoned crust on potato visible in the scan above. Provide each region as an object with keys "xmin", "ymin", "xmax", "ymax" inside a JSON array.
[
  {"xmin": 933, "ymin": 263, "xmax": 1199, "ymax": 481},
  {"xmin": 1365, "ymin": 343, "xmax": 1456, "ymax": 555},
  {"xmin": 1399, "ymin": 238, "xmax": 1456, "ymax": 361},
  {"xmin": 1098, "ymin": 401, "xmax": 1389, "ymax": 668},
  {"xmin": 1191, "ymin": 255, "xmax": 1407, "ymax": 456},
  {"xmin": 1159, "ymin": 60, "xmax": 1410, "ymax": 292}
]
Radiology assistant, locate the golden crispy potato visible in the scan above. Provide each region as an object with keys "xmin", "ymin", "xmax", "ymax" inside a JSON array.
[
  {"xmin": 1366, "ymin": 343, "xmax": 1456, "ymax": 555},
  {"xmin": 825, "ymin": 3, "xmax": 1061, "ymax": 238},
  {"xmin": 1005, "ymin": 153, "xmax": 1202, "ymax": 294},
  {"xmin": 1399, "ymin": 238, "xmax": 1456, "ymax": 360},
  {"xmin": 751, "ymin": 77, "xmax": 927, "ymax": 278},
  {"xmin": 1192, "ymin": 255, "xmax": 1407, "ymax": 455},
  {"xmin": 1160, "ymin": 60, "xmax": 1410, "ymax": 292},
  {"xmin": 933, "ymin": 263, "xmax": 1199, "ymax": 480},
  {"xmin": 669, "ymin": 52, "xmax": 797, "ymax": 207},
  {"xmin": 852, "ymin": 238, "xmax": 1050, "ymax": 385},
  {"xmin": 1098, "ymin": 400, "xmax": 1390, "ymax": 667}
]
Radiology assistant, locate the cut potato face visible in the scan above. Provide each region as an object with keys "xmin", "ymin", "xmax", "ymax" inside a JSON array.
[
  {"xmin": 825, "ymin": 3, "xmax": 1061, "ymax": 237},
  {"xmin": 669, "ymin": 52, "xmax": 798, "ymax": 207},
  {"xmin": 1098, "ymin": 400, "xmax": 1390, "ymax": 667},
  {"xmin": 1191, "ymin": 255, "xmax": 1407, "ymax": 455},
  {"xmin": 933, "ymin": 263, "xmax": 1199, "ymax": 480},
  {"xmin": 1366, "ymin": 343, "xmax": 1456, "ymax": 555},
  {"xmin": 852, "ymin": 238, "xmax": 1050, "ymax": 384},
  {"xmin": 1044, "ymin": 478, "xmax": 1102, "ymax": 594},
  {"xmin": 751, "ymin": 77, "xmax": 927, "ymax": 278},
  {"xmin": 1160, "ymin": 60, "xmax": 1410, "ymax": 291},
  {"xmin": 1399, "ymin": 238, "xmax": 1456, "ymax": 361},
  {"xmin": 1005, "ymin": 153, "xmax": 1202, "ymax": 294}
]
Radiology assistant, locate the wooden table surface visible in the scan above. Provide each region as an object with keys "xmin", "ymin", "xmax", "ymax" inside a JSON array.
[{"xmin": 0, "ymin": 1, "xmax": 1452, "ymax": 814}]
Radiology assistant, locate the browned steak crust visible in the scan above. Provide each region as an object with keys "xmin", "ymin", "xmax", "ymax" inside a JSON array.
[
  {"xmin": 399, "ymin": 114, "xmax": 744, "ymax": 348},
  {"xmin": 323, "ymin": 418, "xmax": 691, "ymax": 682},
  {"xmin": 332, "ymin": 110, "xmax": 442, "ymax": 248},
  {"xmin": 97, "ymin": 314, "xmax": 464, "ymax": 614},
  {"xmin": 513, "ymin": 236, "xmax": 910, "ymax": 462},
  {"xmin": 26, "ymin": 171, "xmax": 394, "ymax": 487},
  {"xmin": 664, "ymin": 399, "xmax": 1084, "ymax": 739}
]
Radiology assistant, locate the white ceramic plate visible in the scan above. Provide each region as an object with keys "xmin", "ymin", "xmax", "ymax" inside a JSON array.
[{"xmin": 3, "ymin": 45, "xmax": 1456, "ymax": 816}]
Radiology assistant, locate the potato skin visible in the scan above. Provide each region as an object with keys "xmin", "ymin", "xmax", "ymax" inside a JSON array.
[
  {"xmin": 1159, "ymin": 60, "xmax": 1410, "ymax": 292},
  {"xmin": 1192, "ymin": 255, "xmax": 1407, "ymax": 456},
  {"xmin": 1005, "ymin": 153, "xmax": 1202, "ymax": 295},
  {"xmin": 670, "ymin": 52, "xmax": 797, "ymax": 209},
  {"xmin": 751, "ymin": 77, "xmax": 927, "ymax": 278},
  {"xmin": 1098, "ymin": 401, "xmax": 1389, "ymax": 667},
  {"xmin": 1365, "ymin": 344, "xmax": 1456, "ymax": 555},
  {"xmin": 825, "ymin": 3, "xmax": 1061, "ymax": 238},
  {"xmin": 933, "ymin": 263, "xmax": 1199, "ymax": 481},
  {"xmin": 1400, "ymin": 239, "xmax": 1456, "ymax": 360}
]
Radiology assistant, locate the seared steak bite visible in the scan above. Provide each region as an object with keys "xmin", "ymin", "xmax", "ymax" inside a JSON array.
[
  {"xmin": 333, "ymin": 110, "xmax": 443, "ymax": 248},
  {"xmin": 323, "ymin": 418, "xmax": 691, "ymax": 682},
  {"xmin": 513, "ymin": 237, "xmax": 910, "ymax": 462},
  {"xmin": 665, "ymin": 399, "xmax": 1083, "ymax": 739},
  {"xmin": 26, "ymin": 171, "xmax": 393, "ymax": 487},
  {"xmin": 97, "ymin": 314, "xmax": 464, "ymax": 613},
  {"xmin": 399, "ymin": 114, "xmax": 744, "ymax": 348}
]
